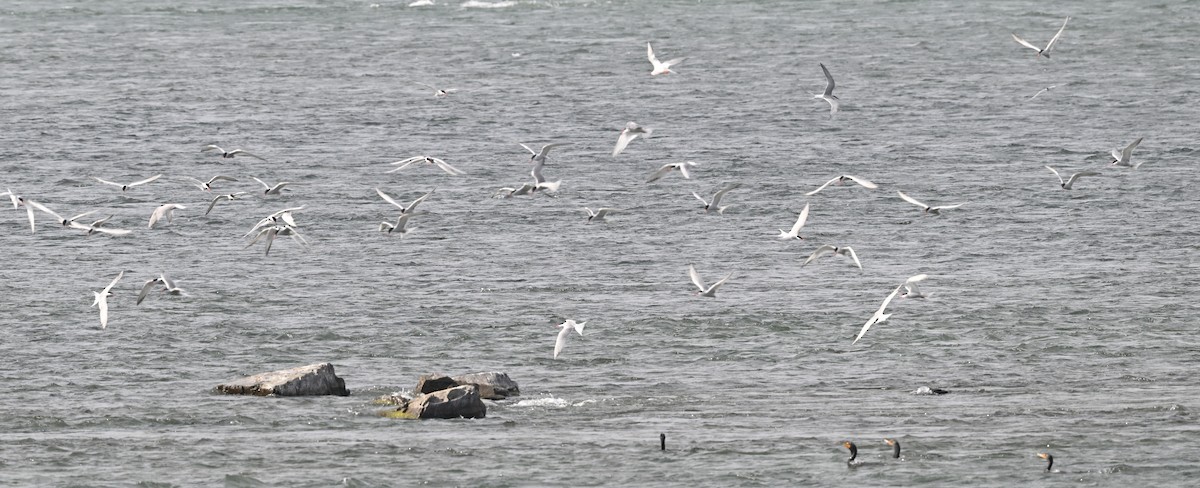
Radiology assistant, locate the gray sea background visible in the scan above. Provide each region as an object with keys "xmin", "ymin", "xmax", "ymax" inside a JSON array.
[{"xmin": 1, "ymin": 0, "xmax": 1199, "ymax": 486}]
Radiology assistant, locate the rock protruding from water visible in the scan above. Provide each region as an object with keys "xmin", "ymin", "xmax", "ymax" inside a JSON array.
[
  {"xmin": 415, "ymin": 374, "xmax": 459, "ymax": 395},
  {"xmin": 452, "ymin": 372, "xmax": 520, "ymax": 400},
  {"xmin": 216, "ymin": 363, "xmax": 350, "ymax": 397},
  {"xmin": 410, "ymin": 371, "xmax": 520, "ymax": 400},
  {"xmin": 399, "ymin": 385, "xmax": 486, "ymax": 419}
]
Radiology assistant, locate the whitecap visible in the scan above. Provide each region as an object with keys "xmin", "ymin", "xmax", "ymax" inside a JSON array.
[
  {"xmin": 512, "ymin": 396, "xmax": 569, "ymax": 408},
  {"xmin": 461, "ymin": 1, "xmax": 518, "ymax": 9}
]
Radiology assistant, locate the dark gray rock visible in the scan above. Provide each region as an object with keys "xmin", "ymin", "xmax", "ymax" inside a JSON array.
[
  {"xmin": 216, "ymin": 363, "xmax": 349, "ymax": 397},
  {"xmin": 400, "ymin": 385, "xmax": 486, "ymax": 419},
  {"xmin": 415, "ymin": 374, "xmax": 460, "ymax": 395},
  {"xmin": 451, "ymin": 372, "xmax": 520, "ymax": 400}
]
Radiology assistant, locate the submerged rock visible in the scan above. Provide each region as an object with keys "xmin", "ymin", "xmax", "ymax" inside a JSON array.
[
  {"xmin": 395, "ymin": 385, "xmax": 486, "ymax": 419},
  {"xmin": 216, "ymin": 363, "xmax": 349, "ymax": 397}
]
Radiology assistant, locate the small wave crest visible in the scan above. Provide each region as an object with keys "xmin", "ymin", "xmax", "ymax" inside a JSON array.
[
  {"xmin": 461, "ymin": 0, "xmax": 518, "ymax": 8},
  {"xmin": 512, "ymin": 395, "xmax": 569, "ymax": 408}
]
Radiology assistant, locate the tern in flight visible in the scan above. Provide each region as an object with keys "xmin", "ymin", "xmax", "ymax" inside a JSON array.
[
  {"xmin": 814, "ymin": 63, "xmax": 840, "ymax": 115},
  {"xmin": 693, "ymin": 183, "xmax": 740, "ymax": 214},
  {"xmin": 553, "ymin": 319, "xmax": 586, "ymax": 359},
  {"xmin": 852, "ymin": 282, "xmax": 905, "ymax": 344},
  {"xmin": 2, "ymin": 191, "xmax": 41, "ymax": 233},
  {"xmin": 17, "ymin": 199, "xmax": 91, "ymax": 229},
  {"xmin": 1011, "ymin": 17, "xmax": 1070, "ymax": 59},
  {"xmin": 136, "ymin": 274, "xmax": 184, "ymax": 305},
  {"xmin": 901, "ymin": 274, "xmax": 929, "ymax": 298},
  {"xmin": 1045, "ymin": 166, "xmax": 1099, "ymax": 190},
  {"xmin": 387, "ymin": 156, "xmax": 465, "ymax": 175},
  {"xmin": 519, "ymin": 142, "xmax": 571, "ymax": 166},
  {"xmin": 202, "ymin": 145, "xmax": 266, "ymax": 161},
  {"xmin": 688, "ymin": 265, "xmax": 733, "ymax": 298},
  {"xmin": 93, "ymin": 175, "xmax": 162, "ymax": 192},
  {"xmin": 148, "ymin": 204, "xmax": 186, "ymax": 229},
  {"xmin": 251, "ymin": 177, "xmax": 294, "ymax": 195},
  {"xmin": 183, "ymin": 175, "xmax": 239, "ymax": 192},
  {"xmin": 244, "ymin": 206, "xmax": 305, "ymax": 237},
  {"xmin": 584, "ymin": 207, "xmax": 614, "ymax": 223},
  {"xmin": 376, "ymin": 188, "xmax": 432, "ymax": 215},
  {"xmin": 205, "ymin": 192, "xmax": 248, "ymax": 216},
  {"xmin": 91, "ymin": 270, "xmax": 124, "ymax": 329},
  {"xmin": 246, "ymin": 224, "xmax": 308, "ymax": 256},
  {"xmin": 803, "ymin": 245, "xmax": 862, "ymax": 270},
  {"xmin": 897, "ymin": 191, "xmax": 965, "ymax": 215},
  {"xmin": 777, "ymin": 204, "xmax": 811, "ymax": 240},
  {"xmin": 647, "ymin": 161, "xmax": 697, "ymax": 183},
  {"xmin": 1109, "ymin": 137, "xmax": 1144, "ymax": 168},
  {"xmin": 415, "ymin": 82, "xmax": 458, "ymax": 98},
  {"xmin": 378, "ymin": 213, "xmax": 415, "ymax": 236},
  {"xmin": 647, "ymin": 42, "xmax": 685, "ymax": 76},
  {"xmin": 806, "ymin": 175, "xmax": 877, "ymax": 196},
  {"xmin": 612, "ymin": 122, "xmax": 653, "ymax": 157}
]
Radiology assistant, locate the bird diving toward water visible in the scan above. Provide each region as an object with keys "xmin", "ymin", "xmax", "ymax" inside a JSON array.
[
  {"xmin": 91, "ymin": 270, "xmax": 124, "ymax": 329},
  {"xmin": 647, "ymin": 42, "xmax": 685, "ymax": 76},
  {"xmin": 553, "ymin": 319, "xmax": 586, "ymax": 359},
  {"xmin": 1011, "ymin": 17, "xmax": 1070, "ymax": 59},
  {"xmin": 814, "ymin": 63, "xmax": 839, "ymax": 115}
]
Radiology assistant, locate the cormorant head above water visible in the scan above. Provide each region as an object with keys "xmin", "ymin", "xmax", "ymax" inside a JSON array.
[
  {"xmin": 884, "ymin": 438, "xmax": 900, "ymax": 458},
  {"xmin": 841, "ymin": 441, "xmax": 858, "ymax": 463},
  {"xmin": 1038, "ymin": 452, "xmax": 1054, "ymax": 471}
]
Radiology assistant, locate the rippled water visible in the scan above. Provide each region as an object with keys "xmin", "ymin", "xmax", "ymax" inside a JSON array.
[{"xmin": 2, "ymin": 0, "xmax": 1199, "ymax": 486}]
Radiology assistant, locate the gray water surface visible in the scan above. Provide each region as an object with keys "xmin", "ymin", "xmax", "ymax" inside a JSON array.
[{"xmin": 2, "ymin": 1, "xmax": 1199, "ymax": 486}]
